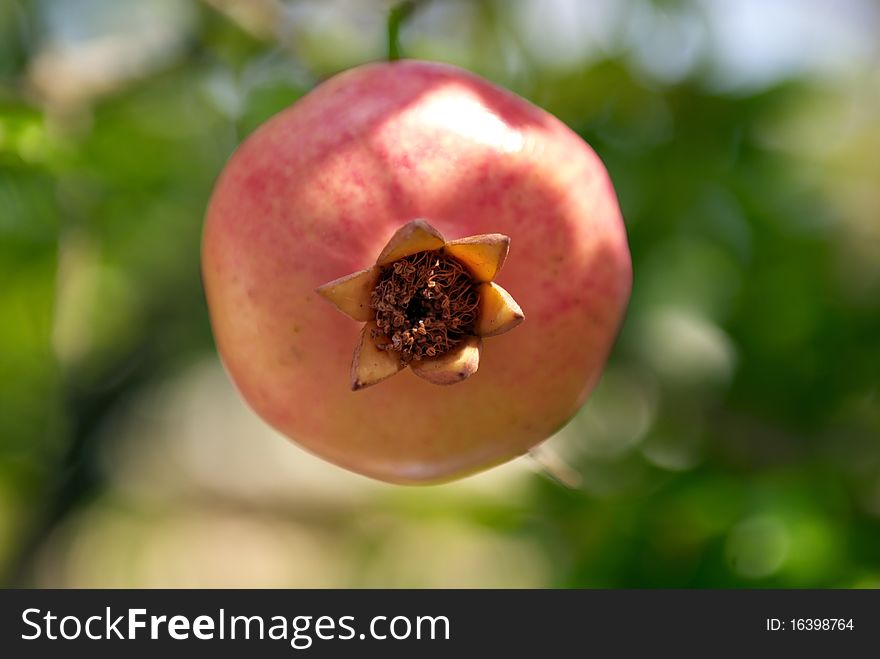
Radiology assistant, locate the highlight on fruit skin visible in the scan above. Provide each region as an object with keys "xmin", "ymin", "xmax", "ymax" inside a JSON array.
[{"xmin": 317, "ymin": 219, "xmax": 524, "ymax": 390}]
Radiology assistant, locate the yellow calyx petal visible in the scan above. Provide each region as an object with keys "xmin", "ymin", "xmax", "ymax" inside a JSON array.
[
  {"xmin": 475, "ymin": 282, "xmax": 524, "ymax": 337},
  {"xmin": 376, "ymin": 219, "xmax": 446, "ymax": 266},
  {"xmin": 410, "ymin": 336, "xmax": 482, "ymax": 385},
  {"xmin": 316, "ymin": 266, "xmax": 379, "ymax": 321},
  {"xmin": 351, "ymin": 322, "xmax": 404, "ymax": 390},
  {"xmin": 443, "ymin": 234, "xmax": 510, "ymax": 282}
]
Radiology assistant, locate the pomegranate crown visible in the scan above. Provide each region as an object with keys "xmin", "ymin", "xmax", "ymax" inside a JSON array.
[{"xmin": 317, "ymin": 219, "xmax": 525, "ymax": 390}]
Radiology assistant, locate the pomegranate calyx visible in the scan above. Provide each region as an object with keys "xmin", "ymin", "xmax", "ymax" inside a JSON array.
[
  {"xmin": 375, "ymin": 218, "xmax": 445, "ymax": 265},
  {"xmin": 317, "ymin": 218, "xmax": 525, "ymax": 390},
  {"xmin": 443, "ymin": 234, "xmax": 510, "ymax": 282},
  {"xmin": 351, "ymin": 321, "xmax": 405, "ymax": 390},
  {"xmin": 410, "ymin": 335, "xmax": 483, "ymax": 385},
  {"xmin": 316, "ymin": 266, "xmax": 380, "ymax": 321},
  {"xmin": 475, "ymin": 282, "xmax": 525, "ymax": 338}
]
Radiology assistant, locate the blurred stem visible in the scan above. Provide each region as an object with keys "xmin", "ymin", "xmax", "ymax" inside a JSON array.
[
  {"xmin": 529, "ymin": 447, "xmax": 583, "ymax": 490},
  {"xmin": 387, "ymin": 0, "xmax": 426, "ymax": 61}
]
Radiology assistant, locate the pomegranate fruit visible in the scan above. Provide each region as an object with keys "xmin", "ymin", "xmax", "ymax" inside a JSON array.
[{"xmin": 202, "ymin": 60, "xmax": 631, "ymax": 484}]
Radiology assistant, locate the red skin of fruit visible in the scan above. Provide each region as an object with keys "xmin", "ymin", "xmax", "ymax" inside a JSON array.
[{"xmin": 202, "ymin": 60, "xmax": 632, "ymax": 484}]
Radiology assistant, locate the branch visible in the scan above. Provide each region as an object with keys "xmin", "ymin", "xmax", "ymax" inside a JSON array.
[{"xmin": 387, "ymin": 0, "xmax": 428, "ymax": 61}]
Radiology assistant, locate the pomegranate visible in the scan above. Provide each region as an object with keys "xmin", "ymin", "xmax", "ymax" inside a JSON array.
[{"xmin": 202, "ymin": 60, "xmax": 631, "ymax": 484}]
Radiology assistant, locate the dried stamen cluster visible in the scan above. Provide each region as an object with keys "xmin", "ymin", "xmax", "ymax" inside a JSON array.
[{"xmin": 371, "ymin": 250, "xmax": 479, "ymax": 363}]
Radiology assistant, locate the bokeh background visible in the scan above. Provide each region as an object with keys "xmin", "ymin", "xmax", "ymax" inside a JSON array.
[{"xmin": 1, "ymin": 0, "xmax": 879, "ymax": 588}]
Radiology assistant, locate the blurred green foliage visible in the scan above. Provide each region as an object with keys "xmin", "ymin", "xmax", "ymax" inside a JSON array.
[{"xmin": 0, "ymin": 0, "xmax": 878, "ymax": 588}]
